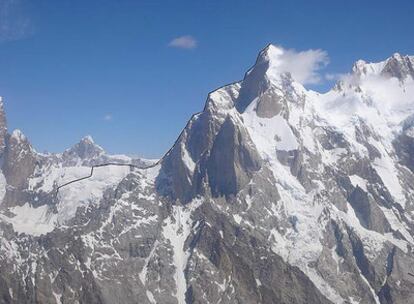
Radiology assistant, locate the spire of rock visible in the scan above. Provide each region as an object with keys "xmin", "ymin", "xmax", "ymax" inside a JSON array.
[
  {"xmin": 2, "ymin": 129, "xmax": 36, "ymax": 189},
  {"xmin": 0, "ymin": 97, "xmax": 7, "ymax": 154},
  {"xmin": 236, "ymin": 44, "xmax": 296, "ymax": 114}
]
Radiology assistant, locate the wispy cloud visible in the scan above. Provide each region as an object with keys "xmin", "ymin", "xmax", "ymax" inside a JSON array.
[
  {"xmin": 275, "ymin": 47, "xmax": 329, "ymax": 85},
  {"xmin": 0, "ymin": 0, "xmax": 33, "ymax": 42},
  {"xmin": 325, "ymin": 73, "xmax": 346, "ymax": 81},
  {"xmin": 103, "ymin": 114, "xmax": 112, "ymax": 121},
  {"xmin": 168, "ymin": 35, "xmax": 197, "ymax": 49}
]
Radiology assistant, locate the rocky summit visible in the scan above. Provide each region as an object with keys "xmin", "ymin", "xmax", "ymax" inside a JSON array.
[{"xmin": 1, "ymin": 45, "xmax": 414, "ymax": 304}]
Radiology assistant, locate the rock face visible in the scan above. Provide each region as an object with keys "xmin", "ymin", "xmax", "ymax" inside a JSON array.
[
  {"xmin": 206, "ymin": 116, "xmax": 262, "ymax": 197},
  {"xmin": 0, "ymin": 99, "xmax": 7, "ymax": 155},
  {"xmin": 2, "ymin": 130, "xmax": 37, "ymax": 189},
  {"xmin": 1, "ymin": 44, "xmax": 414, "ymax": 304}
]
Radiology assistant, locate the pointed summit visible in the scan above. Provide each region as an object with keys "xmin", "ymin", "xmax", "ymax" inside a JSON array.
[
  {"xmin": 76, "ymin": 135, "xmax": 104, "ymax": 157},
  {"xmin": 63, "ymin": 135, "xmax": 104, "ymax": 161},
  {"xmin": 249, "ymin": 44, "xmax": 291, "ymax": 82},
  {"xmin": 235, "ymin": 44, "xmax": 304, "ymax": 116},
  {"xmin": 80, "ymin": 135, "xmax": 96, "ymax": 145},
  {"xmin": 236, "ymin": 44, "xmax": 295, "ymax": 113},
  {"xmin": 255, "ymin": 44, "xmax": 285, "ymax": 66}
]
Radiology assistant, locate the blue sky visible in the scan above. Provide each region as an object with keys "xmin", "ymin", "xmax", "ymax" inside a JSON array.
[{"xmin": 0, "ymin": 0, "xmax": 413, "ymax": 158}]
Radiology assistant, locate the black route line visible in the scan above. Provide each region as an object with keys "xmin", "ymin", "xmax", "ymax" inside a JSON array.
[{"xmin": 55, "ymin": 162, "xmax": 158, "ymax": 195}]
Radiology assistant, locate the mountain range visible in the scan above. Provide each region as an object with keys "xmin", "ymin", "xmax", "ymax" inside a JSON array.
[{"xmin": 0, "ymin": 44, "xmax": 414, "ymax": 303}]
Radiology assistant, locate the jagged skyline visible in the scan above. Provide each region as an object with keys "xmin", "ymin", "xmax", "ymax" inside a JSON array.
[
  {"xmin": 1, "ymin": 41, "xmax": 414, "ymax": 303},
  {"xmin": 0, "ymin": 0, "xmax": 413, "ymax": 157}
]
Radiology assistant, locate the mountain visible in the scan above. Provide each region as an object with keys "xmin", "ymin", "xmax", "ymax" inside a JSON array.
[{"xmin": 1, "ymin": 44, "xmax": 414, "ymax": 304}]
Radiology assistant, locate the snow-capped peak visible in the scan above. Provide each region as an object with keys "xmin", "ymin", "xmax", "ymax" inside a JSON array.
[
  {"xmin": 235, "ymin": 44, "xmax": 300, "ymax": 113},
  {"xmin": 381, "ymin": 53, "xmax": 414, "ymax": 80},
  {"xmin": 351, "ymin": 53, "xmax": 414, "ymax": 80},
  {"xmin": 256, "ymin": 44, "xmax": 285, "ymax": 66},
  {"xmin": 81, "ymin": 135, "xmax": 95, "ymax": 144},
  {"xmin": 10, "ymin": 129, "xmax": 27, "ymax": 142},
  {"xmin": 252, "ymin": 44, "xmax": 294, "ymax": 83},
  {"xmin": 76, "ymin": 135, "xmax": 103, "ymax": 152},
  {"xmin": 63, "ymin": 135, "xmax": 105, "ymax": 161},
  {"xmin": 351, "ymin": 59, "xmax": 386, "ymax": 77}
]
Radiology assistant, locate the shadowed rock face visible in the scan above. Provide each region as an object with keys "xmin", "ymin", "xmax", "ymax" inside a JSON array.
[
  {"xmin": 2, "ymin": 131, "xmax": 36, "ymax": 189},
  {"xmin": 394, "ymin": 124, "xmax": 414, "ymax": 173},
  {"xmin": 207, "ymin": 116, "xmax": 261, "ymax": 197},
  {"xmin": 2, "ymin": 46, "xmax": 414, "ymax": 304},
  {"xmin": 347, "ymin": 186, "xmax": 391, "ymax": 233},
  {"xmin": 235, "ymin": 48, "xmax": 272, "ymax": 113},
  {"xmin": 381, "ymin": 54, "xmax": 414, "ymax": 80}
]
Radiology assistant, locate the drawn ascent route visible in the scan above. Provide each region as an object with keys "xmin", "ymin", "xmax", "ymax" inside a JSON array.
[{"xmin": 55, "ymin": 162, "xmax": 159, "ymax": 196}]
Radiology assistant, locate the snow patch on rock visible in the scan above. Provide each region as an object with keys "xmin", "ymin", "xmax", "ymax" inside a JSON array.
[{"xmin": 1, "ymin": 203, "xmax": 57, "ymax": 236}]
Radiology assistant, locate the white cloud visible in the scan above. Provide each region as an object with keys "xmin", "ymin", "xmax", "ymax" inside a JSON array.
[
  {"xmin": 325, "ymin": 73, "xmax": 346, "ymax": 81},
  {"xmin": 103, "ymin": 114, "xmax": 112, "ymax": 121},
  {"xmin": 270, "ymin": 46, "xmax": 329, "ymax": 85},
  {"xmin": 168, "ymin": 35, "xmax": 197, "ymax": 49}
]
